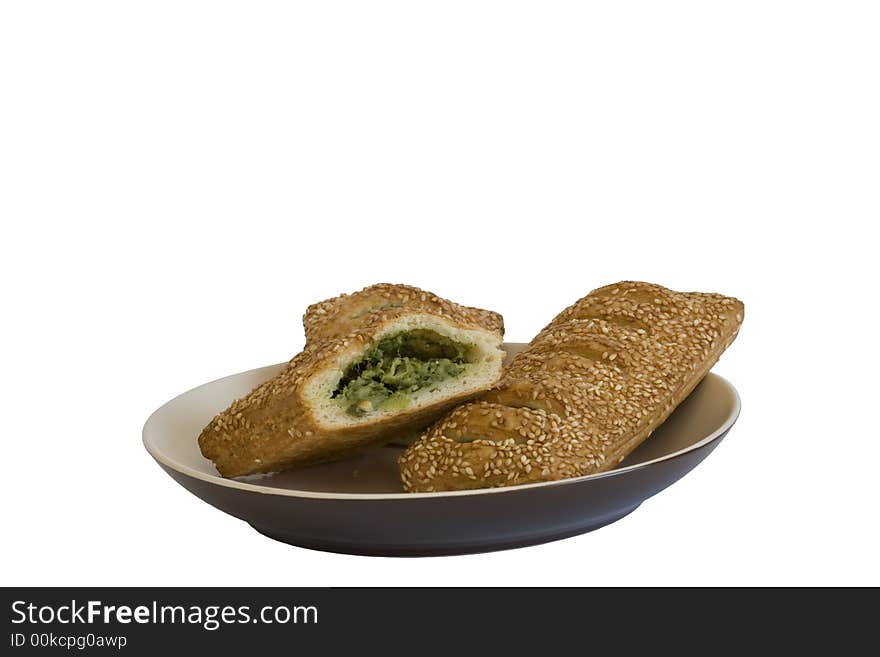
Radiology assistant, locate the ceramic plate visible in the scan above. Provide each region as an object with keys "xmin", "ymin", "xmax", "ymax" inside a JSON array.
[{"xmin": 143, "ymin": 343, "xmax": 740, "ymax": 556}]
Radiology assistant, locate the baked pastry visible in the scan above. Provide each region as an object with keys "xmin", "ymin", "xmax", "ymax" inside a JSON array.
[
  {"xmin": 399, "ymin": 281, "xmax": 743, "ymax": 492},
  {"xmin": 199, "ymin": 284, "xmax": 505, "ymax": 477}
]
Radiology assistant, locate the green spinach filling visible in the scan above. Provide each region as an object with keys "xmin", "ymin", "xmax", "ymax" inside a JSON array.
[{"xmin": 332, "ymin": 329, "xmax": 472, "ymax": 416}]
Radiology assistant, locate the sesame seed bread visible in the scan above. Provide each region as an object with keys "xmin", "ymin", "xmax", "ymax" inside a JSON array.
[
  {"xmin": 198, "ymin": 284, "xmax": 505, "ymax": 477},
  {"xmin": 399, "ymin": 281, "xmax": 743, "ymax": 492}
]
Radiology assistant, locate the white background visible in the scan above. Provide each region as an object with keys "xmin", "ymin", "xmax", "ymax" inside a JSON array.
[{"xmin": 2, "ymin": 1, "xmax": 877, "ymax": 586}]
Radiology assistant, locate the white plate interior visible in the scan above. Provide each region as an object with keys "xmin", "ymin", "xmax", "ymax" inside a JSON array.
[{"xmin": 144, "ymin": 343, "xmax": 739, "ymax": 497}]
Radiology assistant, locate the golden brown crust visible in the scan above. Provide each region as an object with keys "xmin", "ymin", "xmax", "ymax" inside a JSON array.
[
  {"xmin": 199, "ymin": 284, "xmax": 504, "ymax": 478},
  {"xmin": 399, "ymin": 281, "xmax": 743, "ymax": 492},
  {"xmin": 303, "ymin": 283, "xmax": 503, "ymax": 344}
]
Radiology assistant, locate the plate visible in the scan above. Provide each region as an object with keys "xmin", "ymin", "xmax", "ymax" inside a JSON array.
[{"xmin": 143, "ymin": 343, "xmax": 740, "ymax": 556}]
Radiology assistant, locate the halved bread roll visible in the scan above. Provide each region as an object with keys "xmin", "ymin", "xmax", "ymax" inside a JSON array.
[{"xmin": 199, "ymin": 284, "xmax": 505, "ymax": 477}]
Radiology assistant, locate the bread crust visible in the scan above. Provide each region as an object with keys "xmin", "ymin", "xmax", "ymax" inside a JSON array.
[
  {"xmin": 198, "ymin": 284, "xmax": 504, "ymax": 477},
  {"xmin": 303, "ymin": 283, "xmax": 504, "ymax": 344},
  {"xmin": 399, "ymin": 281, "xmax": 743, "ymax": 492}
]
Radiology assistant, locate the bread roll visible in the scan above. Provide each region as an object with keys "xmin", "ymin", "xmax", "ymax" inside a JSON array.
[
  {"xmin": 199, "ymin": 284, "xmax": 505, "ymax": 477},
  {"xmin": 399, "ymin": 281, "xmax": 743, "ymax": 492}
]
